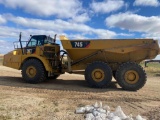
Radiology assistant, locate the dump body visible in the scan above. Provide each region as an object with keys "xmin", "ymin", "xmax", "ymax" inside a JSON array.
[{"xmin": 60, "ymin": 36, "xmax": 159, "ymax": 71}]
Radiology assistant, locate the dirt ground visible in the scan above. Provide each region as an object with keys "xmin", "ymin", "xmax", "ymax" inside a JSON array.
[{"xmin": 0, "ymin": 65, "xmax": 160, "ymax": 120}]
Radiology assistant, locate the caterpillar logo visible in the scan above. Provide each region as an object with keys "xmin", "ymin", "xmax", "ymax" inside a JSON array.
[{"xmin": 71, "ymin": 41, "xmax": 90, "ymax": 48}]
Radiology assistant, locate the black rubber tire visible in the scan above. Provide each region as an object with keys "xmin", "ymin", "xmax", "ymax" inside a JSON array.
[
  {"xmin": 85, "ymin": 61, "xmax": 112, "ymax": 88},
  {"xmin": 22, "ymin": 59, "xmax": 47, "ymax": 84},
  {"xmin": 116, "ymin": 62, "xmax": 147, "ymax": 91}
]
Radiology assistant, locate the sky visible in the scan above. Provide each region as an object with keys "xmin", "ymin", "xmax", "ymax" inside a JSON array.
[{"xmin": 0, "ymin": 0, "xmax": 160, "ymax": 59}]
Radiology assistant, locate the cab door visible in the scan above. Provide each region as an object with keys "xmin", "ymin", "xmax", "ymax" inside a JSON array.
[
  {"xmin": 24, "ymin": 35, "xmax": 46, "ymax": 54},
  {"xmin": 25, "ymin": 37, "xmax": 37, "ymax": 54}
]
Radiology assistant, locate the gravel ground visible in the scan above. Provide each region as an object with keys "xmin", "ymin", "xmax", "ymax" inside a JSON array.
[{"xmin": 0, "ymin": 65, "xmax": 160, "ymax": 120}]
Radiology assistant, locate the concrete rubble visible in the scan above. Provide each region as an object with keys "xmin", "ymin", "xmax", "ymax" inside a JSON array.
[{"xmin": 75, "ymin": 102, "xmax": 146, "ymax": 120}]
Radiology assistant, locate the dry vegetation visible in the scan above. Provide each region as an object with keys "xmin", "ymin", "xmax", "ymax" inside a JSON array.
[
  {"xmin": 0, "ymin": 58, "xmax": 160, "ymax": 120},
  {"xmin": 143, "ymin": 62, "xmax": 160, "ymax": 77},
  {"xmin": 0, "ymin": 55, "xmax": 3, "ymax": 65}
]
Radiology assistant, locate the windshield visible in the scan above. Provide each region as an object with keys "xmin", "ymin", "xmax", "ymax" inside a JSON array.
[
  {"xmin": 27, "ymin": 35, "xmax": 54, "ymax": 47},
  {"xmin": 27, "ymin": 35, "xmax": 46, "ymax": 47}
]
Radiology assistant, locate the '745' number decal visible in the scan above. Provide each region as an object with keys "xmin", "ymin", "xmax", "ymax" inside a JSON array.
[{"xmin": 71, "ymin": 41, "xmax": 90, "ymax": 48}]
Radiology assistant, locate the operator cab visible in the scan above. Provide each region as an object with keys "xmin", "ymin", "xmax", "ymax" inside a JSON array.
[
  {"xmin": 27, "ymin": 35, "xmax": 55, "ymax": 47},
  {"xmin": 22, "ymin": 34, "xmax": 58, "ymax": 54},
  {"xmin": 13, "ymin": 33, "xmax": 58, "ymax": 55}
]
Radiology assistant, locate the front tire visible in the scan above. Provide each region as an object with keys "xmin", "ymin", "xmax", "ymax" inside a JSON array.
[
  {"xmin": 85, "ymin": 61, "xmax": 112, "ymax": 88},
  {"xmin": 22, "ymin": 59, "xmax": 46, "ymax": 84},
  {"xmin": 116, "ymin": 62, "xmax": 147, "ymax": 91}
]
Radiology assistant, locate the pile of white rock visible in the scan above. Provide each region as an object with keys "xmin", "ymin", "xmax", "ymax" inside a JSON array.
[{"xmin": 75, "ymin": 102, "xmax": 146, "ymax": 120}]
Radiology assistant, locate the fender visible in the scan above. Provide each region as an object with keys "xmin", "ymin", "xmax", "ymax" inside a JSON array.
[{"xmin": 21, "ymin": 55, "xmax": 53, "ymax": 72}]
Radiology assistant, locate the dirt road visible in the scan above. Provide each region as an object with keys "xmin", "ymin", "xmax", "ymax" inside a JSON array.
[{"xmin": 0, "ymin": 65, "xmax": 160, "ymax": 120}]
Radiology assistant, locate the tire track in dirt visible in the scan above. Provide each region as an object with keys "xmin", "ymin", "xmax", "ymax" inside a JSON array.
[
  {"xmin": 142, "ymin": 106, "xmax": 160, "ymax": 120},
  {"xmin": 0, "ymin": 66, "xmax": 160, "ymax": 119}
]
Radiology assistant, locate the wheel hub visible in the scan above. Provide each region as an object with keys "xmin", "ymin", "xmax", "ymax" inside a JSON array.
[
  {"xmin": 26, "ymin": 66, "xmax": 37, "ymax": 78},
  {"xmin": 92, "ymin": 69, "xmax": 105, "ymax": 82},
  {"xmin": 124, "ymin": 70, "xmax": 139, "ymax": 84}
]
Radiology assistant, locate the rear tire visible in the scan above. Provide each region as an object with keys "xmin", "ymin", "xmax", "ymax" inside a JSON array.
[
  {"xmin": 85, "ymin": 61, "xmax": 112, "ymax": 88},
  {"xmin": 22, "ymin": 59, "xmax": 46, "ymax": 84},
  {"xmin": 116, "ymin": 62, "xmax": 147, "ymax": 91}
]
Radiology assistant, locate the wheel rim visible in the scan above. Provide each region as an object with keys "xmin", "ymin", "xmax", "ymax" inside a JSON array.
[
  {"xmin": 91, "ymin": 69, "xmax": 105, "ymax": 82},
  {"xmin": 124, "ymin": 70, "xmax": 139, "ymax": 84},
  {"xmin": 26, "ymin": 66, "xmax": 37, "ymax": 78}
]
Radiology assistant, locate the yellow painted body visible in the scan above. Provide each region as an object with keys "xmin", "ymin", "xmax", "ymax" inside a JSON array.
[
  {"xmin": 60, "ymin": 36, "xmax": 159, "ymax": 71},
  {"xmin": 3, "ymin": 35, "xmax": 159, "ymax": 91},
  {"xmin": 3, "ymin": 35, "xmax": 159, "ymax": 75},
  {"xmin": 3, "ymin": 44, "xmax": 60, "ymax": 73}
]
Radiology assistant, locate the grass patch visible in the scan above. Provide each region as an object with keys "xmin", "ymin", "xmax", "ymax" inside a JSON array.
[
  {"xmin": 77, "ymin": 103, "xmax": 85, "ymax": 107},
  {"xmin": 0, "ymin": 106, "xmax": 5, "ymax": 111},
  {"xmin": 141, "ymin": 62, "xmax": 160, "ymax": 77},
  {"xmin": 0, "ymin": 58, "xmax": 3, "ymax": 65},
  {"xmin": 53, "ymin": 102, "xmax": 59, "ymax": 107},
  {"xmin": 54, "ymin": 108, "xmax": 59, "ymax": 112},
  {"xmin": 0, "ymin": 115, "xmax": 12, "ymax": 120}
]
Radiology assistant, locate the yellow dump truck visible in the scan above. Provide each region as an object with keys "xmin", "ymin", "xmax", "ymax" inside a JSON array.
[{"xmin": 3, "ymin": 34, "xmax": 159, "ymax": 91}]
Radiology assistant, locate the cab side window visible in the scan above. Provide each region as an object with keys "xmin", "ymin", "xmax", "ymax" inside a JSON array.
[
  {"xmin": 38, "ymin": 39, "xmax": 44, "ymax": 46},
  {"xmin": 27, "ymin": 38, "xmax": 37, "ymax": 47}
]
